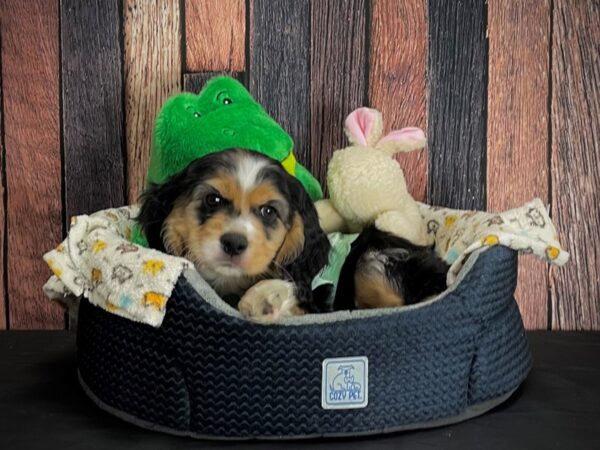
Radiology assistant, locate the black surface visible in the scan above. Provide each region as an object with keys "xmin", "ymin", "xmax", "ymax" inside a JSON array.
[{"xmin": 1, "ymin": 331, "xmax": 599, "ymax": 449}]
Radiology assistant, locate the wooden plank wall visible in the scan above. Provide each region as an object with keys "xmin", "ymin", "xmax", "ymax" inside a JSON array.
[
  {"xmin": 428, "ymin": 0, "xmax": 488, "ymax": 211},
  {"xmin": 487, "ymin": 0, "xmax": 551, "ymax": 329},
  {"xmin": 550, "ymin": 0, "xmax": 600, "ymax": 330},
  {"xmin": 248, "ymin": 0, "xmax": 311, "ymax": 167},
  {"xmin": 310, "ymin": 0, "xmax": 367, "ymax": 188},
  {"xmin": 0, "ymin": 0, "xmax": 598, "ymax": 330},
  {"xmin": 1, "ymin": 0, "xmax": 64, "ymax": 329},
  {"xmin": 369, "ymin": 0, "xmax": 427, "ymax": 202},
  {"xmin": 124, "ymin": 0, "xmax": 181, "ymax": 203},
  {"xmin": 61, "ymin": 0, "xmax": 126, "ymax": 219},
  {"xmin": 0, "ymin": 35, "xmax": 5, "ymax": 330}
]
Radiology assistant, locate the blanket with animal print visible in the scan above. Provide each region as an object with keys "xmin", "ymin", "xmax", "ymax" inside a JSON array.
[
  {"xmin": 419, "ymin": 198, "xmax": 569, "ymax": 284},
  {"xmin": 43, "ymin": 198, "xmax": 568, "ymax": 327},
  {"xmin": 43, "ymin": 206, "xmax": 190, "ymax": 327}
]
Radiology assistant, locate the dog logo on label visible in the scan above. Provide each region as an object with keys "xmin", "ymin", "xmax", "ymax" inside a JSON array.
[{"xmin": 322, "ymin": 356, "xmax": 368, "ymax": 409}]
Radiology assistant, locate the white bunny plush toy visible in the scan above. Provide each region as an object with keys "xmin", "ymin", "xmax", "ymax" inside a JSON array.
[{"xmin": 315, "ymin": 107, "xmax": 432, "ymax": 246}]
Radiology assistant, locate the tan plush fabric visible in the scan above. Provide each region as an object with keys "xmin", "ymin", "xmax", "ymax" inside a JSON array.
[
  {"xmin": 43, "ymin": 206, "xmax": 189, "ymax": 327},
  {"xmin": 418, "ymin": 198, "xmax": 569, "ymax": 285}
]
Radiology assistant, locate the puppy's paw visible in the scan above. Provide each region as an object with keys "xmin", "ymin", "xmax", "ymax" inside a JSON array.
[{"xmin": 238, "ymin": 279, "xmax": 304, "ymax": 323}]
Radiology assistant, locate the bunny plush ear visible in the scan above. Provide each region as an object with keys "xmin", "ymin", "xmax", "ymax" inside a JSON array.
[
  {"xmin": 344, "ymin": 107, "xmax": 383, "ymax": 147},
  {"xmin": 375, "ymin": 126, "xmax": 426, "ymax": 156}
]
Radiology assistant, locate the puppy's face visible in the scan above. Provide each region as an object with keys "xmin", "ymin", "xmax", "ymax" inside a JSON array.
[{"xmin": 158, "ymin": 150, "xmax": 305, "ymax": 282}]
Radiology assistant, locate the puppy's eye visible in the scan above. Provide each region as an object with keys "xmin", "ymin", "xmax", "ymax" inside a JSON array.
[
  {"xmin": 222, "ymin": 98, "xmax": 232, "ymax": 105},
  {"xmin": 205, "ymin": 193, "xmax": 223, "ymax": 208},
  {"xmin": 259, "ymin": 205, "xmax": 277, "ymax": 222}
]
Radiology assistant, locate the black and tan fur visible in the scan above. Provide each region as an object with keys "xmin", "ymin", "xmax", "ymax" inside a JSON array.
[
  {"xmin": 137, "ymin": 149, "xmax": 331, "ymax": 318},
  {"xmin": 138, "ymin": 148, "xmax": 449, "ymax": 319},
  {"xmin": 333, "ymin": 226, "xmax": 449, "ymax": 311}
]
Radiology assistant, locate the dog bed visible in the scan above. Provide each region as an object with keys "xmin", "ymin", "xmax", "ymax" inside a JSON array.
[
  {"xmin": 44, "ymin": 200, "xmax": 568, "ymax": 439},
  {"xmin": 75, "ymin": 245, "xmax": 528, "ymax": 439}
]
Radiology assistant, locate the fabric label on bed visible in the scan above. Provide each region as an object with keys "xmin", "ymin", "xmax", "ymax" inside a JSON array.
[{"xmin": 322, "ymin": 356, "xmax": 368, "ymax": 409}]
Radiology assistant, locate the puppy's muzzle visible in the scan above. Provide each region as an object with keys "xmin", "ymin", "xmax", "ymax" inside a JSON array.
[{"xmin": 220, "ymin": 233, "xmax": 248, "ymax": 256}]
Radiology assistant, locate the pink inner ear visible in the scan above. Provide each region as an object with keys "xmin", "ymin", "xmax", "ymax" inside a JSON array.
[
  {"xmin": 376, "ymin": 127, "xmax": 425, "ymax": 146},
  {"xmin": 345, "ymin": 108, "xmax": 375, "ymax": 146}
]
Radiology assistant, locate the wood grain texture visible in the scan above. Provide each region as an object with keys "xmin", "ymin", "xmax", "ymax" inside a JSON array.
[
  {"xmin": 185, "ymin": 0, "xmax": 245, "ymax": 72},
  {"xmin": 551, "ymin": 0, "xmax": 600, "ymax": 330},
  {"xmin": 487, "ymin": 0, "xmax": 551, "ymax": 330},
  {"xmin": 183, "ymin": 71, "xmax": 244, "ymax": 94},
  {"xmin": 427, "ymin": 0, "xmax": 487, "ymax": 209},
  {"xmin": 1, "ymin": 0, "xmax": 64, "ymax": 329},
  {"xmin": 310, "ymin": 0, "xmax": 367, "ymax": 187},
  {"xmin": 248, "ymin": 0, "xmax": 311, "ymax": 169},
  {"xmin": 0, "ymin": 49, "xmax": 5, "ymax": 329},
  {"xmin": 61, "ymin": 0, "xmax": 125, "ymax": 216},
  {"xmin": 124, "ymin": 0, "xmax": 181, "ymax": 203},
  {"xmin": 369, "ymin": 0, "xmax": 427, "ymax": 202}
]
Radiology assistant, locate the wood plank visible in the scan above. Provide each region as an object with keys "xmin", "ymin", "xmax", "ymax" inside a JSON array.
[
  {"xmin": 1, "ymin": 0, "xmax": 64, "ymax": 329},
  {"xmin": 310, "ymin": 0, "xmax": 367, "ymax": 187},
  {"xmin": 369, "ymin": 0, "xmax": 427, "ymax": 202},
  {"xmin": 248, "ymin": 0, "xmax": 311, "ymax": 170},
  {"xmin": 61, "ymin": 0, "xmax": 125, "ymax": 217},
  {"xmin": 487, "ymin": 0, "xmax": 551, "ymax": 330},
  {"xmin": 124, "ymin": 0, "xmax": 182, "ymax": 203},
  {"xmin": 0, "ymin": 48, "xmax": 5, "ymax": 329},
  {"xmin": 183, "ymin": 71, "xmax": 244, "ymax": 94},
  {"xmin": 551, "ymin": 0, "xmax": 600, "ymax": 330},
  {"xmin": 427, "ymin": 0, "xmax": 487, "ymax": 209},
  {"xmin": 185, "ymin": 0, "xmax": 245, "ymax": 72}
]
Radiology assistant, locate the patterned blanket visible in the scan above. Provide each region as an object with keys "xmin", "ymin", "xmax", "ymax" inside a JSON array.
[
  {"xmin": 43, "ymin": 198, "xmax": 568, "ymax": 327},
  {"xmin": 419, "ymin": 198, "xmax": 569, "ymax": 284},
  {"xmin": 43, "ymin": 206, "xmax": 189, "ymax": 327}
]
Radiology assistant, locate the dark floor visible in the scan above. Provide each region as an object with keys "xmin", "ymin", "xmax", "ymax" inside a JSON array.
[{"xmin": 1, "ymin": 331, "xmax": 599, "ymax": 450}]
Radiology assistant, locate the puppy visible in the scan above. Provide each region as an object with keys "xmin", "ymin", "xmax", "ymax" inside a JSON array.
[
  {"xmin": 332, "ymin": 226, "xmax": 449, "ymax": 310},
  {"xmin": 137, "ymin": 148, "xmax": 331, "ymax": 321},
  {"xmin": 138, "ymin": 148, "xmax": 449, "ymax": 319}
]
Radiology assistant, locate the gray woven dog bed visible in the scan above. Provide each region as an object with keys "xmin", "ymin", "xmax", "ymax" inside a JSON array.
[{"xmin": 76, "ymin": 245, "xmax": 531, "ymax": 439}]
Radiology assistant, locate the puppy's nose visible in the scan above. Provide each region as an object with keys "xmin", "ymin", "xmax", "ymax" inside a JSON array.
[{"xmin": 220, "ymin": 233, "xmax": 248, "ymax": 256}]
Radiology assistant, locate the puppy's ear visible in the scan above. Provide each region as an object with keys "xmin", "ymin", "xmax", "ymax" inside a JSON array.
[
  {"xmin": 275, "ymin": 212, "xmax": 305, "ymax": 266},
  {"xmin": 278, "ymin": 175, "xmax": 331, "ymax": 311},
  {"xmin": 137, "ymin": 172, "xmax": 190, "ymax": 252}
]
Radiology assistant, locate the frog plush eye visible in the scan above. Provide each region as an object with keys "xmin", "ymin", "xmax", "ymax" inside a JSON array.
[
  {"xmin": 216, "ymin": 91, "xmax": 233, "ymax": 105},
  {"xmin": 193, "ymin": 112, "xmax": 202, "ymax": 118}
]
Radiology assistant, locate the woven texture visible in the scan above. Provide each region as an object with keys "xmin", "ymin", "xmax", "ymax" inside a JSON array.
[{"xmin": 77, "ymin": 246, "xmax": 532, "ymax": 438}]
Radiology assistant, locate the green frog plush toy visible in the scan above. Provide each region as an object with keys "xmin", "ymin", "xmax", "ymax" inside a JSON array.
[{"xmin": 132, "ymin": 75, "xmax": 323, "ymax": 246}]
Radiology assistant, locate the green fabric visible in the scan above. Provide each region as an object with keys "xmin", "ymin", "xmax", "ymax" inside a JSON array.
[
  {"xmin": 130, "ymin": 224, "xmax": 148, "ymax": 247},
  {"xmin": 295, "ymin": 164, "xmax": 324, "ymax": 204},
  {"xmin": 132, "ymin": 75, "xmax": 323, "ymax": 246},
  {"xmin": 312, "ymin": 232, "xmax": 359, "ymax": 308},
  {"xmin": 147, "ymin": 75, "xmax": 322, "ymax": 198}
]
